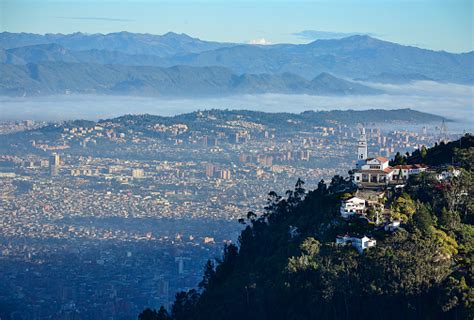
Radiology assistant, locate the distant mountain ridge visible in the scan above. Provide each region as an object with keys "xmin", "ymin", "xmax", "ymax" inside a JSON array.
[
  {"xmin": 1, "ymin": 31, "xmax": 472, "ymax": 98},
  {"xmin": 0, "ymin": 62, "xmax": 381, "ymax": 97},
  {"xmin": 355, "ymin": 72, "xmax": 436, "ymax": 84},
  {"xmin": 0, "ymin": 43, "xmax": 168, "ymax": 66},
  {"xmin": 0, "ymin": 31, "xmax": 237, "ymax": 57},
  {"xmin": 166, "ymin": 35, "xmax": 473, "ymax": 83}
]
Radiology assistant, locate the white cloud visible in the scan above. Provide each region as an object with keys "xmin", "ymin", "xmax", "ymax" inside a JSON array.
[
  {"xmin": 248, "ymin": 38, "xmax": 272, "ymax": 45},
  {"xmin": 0, "ymin": 81, "xmax": 472, "ymax": 132}
]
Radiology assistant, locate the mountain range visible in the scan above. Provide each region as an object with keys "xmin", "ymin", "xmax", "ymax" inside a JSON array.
[
  {"xmin": 354, "ymin": 72, "xmax": 436, "ymax": 84},
  {"xmin": 0, "ymin": 62, "xmax": 381, "ymax": 96},
  {"xmin": 1, "ymin": 31, "xmax": 472, "ymax": 97},
  {"xmin": 0, "ymin": 31, "xmax": 236, "ymax": 57}
]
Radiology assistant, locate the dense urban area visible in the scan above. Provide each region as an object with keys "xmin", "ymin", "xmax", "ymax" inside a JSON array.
[{"xmin": 0, "ymin": 109, "xmax": 461, "ymax": 319}]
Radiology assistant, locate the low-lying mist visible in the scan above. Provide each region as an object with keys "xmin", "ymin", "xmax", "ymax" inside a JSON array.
[{"xmin": 1, "ymin": 81, "xmax": 472, "ymax": 131}]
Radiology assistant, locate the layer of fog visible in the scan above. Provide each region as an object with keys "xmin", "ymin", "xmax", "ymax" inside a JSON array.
[{"xmin": 1, "ymin": 81, "xmax": 472, "ymax": 131}]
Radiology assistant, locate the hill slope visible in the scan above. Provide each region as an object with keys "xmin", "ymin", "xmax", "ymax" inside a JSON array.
[{"xmin": 143, "ymin": 136, "xmax": 473, "ymax": 320}]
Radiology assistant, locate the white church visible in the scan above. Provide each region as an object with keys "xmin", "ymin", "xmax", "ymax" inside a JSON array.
[
  {"xmin": 351, "ymin": 128, "xmax": 427, "ymax": 187},
  {"xmin": 351, "ymin": 128, "xmax": 394, "ymax": 186}
]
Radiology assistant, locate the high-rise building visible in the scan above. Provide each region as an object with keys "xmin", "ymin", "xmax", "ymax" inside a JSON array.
[
  {"xmin": 300, "ymin": 150, "xmax": 310, "ymax": 161},
  {"xmin": 132, "ymin": 168, "xmax": 144, "ymax": 178},
  {"xmin": 203, "ymin": 136, "xmax": 217, "ymax": 147},
  {"xmin": 229, "ymin": 132, "xmax": 239, "ymax": 144},
  {"xmin": 219, "ymin": 169, "xmax": 231, "ymax": 180},
  {"xmin": 439, "ymin": 120, "xmax": 449, "ymax": 143},
  {"xmin": 205, "ymin": 163, "xmax": 215, "ymax": 178},
  {"xmin": 49, "ymin": 153, "xmax": 60, "ymax": 166},
  {"xmin": 256, "ymin": 155, "xmax": 273, "ymax": 167},
  {"xmin": 175, "ymin": 257, "xmax": 190, "ymax": 275},
  {"xmin": 49, "ymin": 153, "xmax": 60, "ymax": 176},
  {"xmin": 158, "ymin": 280, "xmax": 169, "ymax": 296},
  {"xmin": 258, "ymin": 155, "xmax": 273, "ymax": 167}
]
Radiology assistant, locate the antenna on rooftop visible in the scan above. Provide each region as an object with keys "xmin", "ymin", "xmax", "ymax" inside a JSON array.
[{"xmin": 439, "ymin": 120, "xmax": 448, "ymax": 143}]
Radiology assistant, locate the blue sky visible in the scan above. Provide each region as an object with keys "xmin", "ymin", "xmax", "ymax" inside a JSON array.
[{"xmin": 1, "ymin": 0, "xmax": 472, "ymax": 52}]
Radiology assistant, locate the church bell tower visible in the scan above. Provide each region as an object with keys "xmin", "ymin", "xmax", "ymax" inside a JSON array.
[{"xmin": 357, "ymin": 127, "xmax": 367, "ymax": 165}]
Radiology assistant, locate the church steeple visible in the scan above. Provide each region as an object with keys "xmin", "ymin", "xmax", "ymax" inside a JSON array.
[{"xmin": 357, "ymin": 127, "xmax": 367, "ymax": 163}]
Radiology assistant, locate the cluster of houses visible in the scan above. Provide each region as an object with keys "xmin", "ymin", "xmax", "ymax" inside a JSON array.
[
  {"xmin": 333, "ymin": 128, "xmax": 462, "ymax": 253},
  {"xmin": 336, "ymin": 128, "xmax": 429, "ymax": 253},
  {"xmin": 337, "ymin": 193, "xmax": 391, "ymax": 253}
]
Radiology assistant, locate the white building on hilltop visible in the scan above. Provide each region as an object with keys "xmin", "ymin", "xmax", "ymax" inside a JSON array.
[
  {"xmin": 336, "ymin": 235, "xmax": 376, "ymax": 253},
  {"xmin": 351, "ymin": 128, "xmax": 429, "ymax": 188},
  {"xmin": 340, "ymin": 196, "xmax": 366, "ymax": 218},
  {"xmin": 353, "ymin": 156, "xmax": 394, "ymax": 186},
  {"xmin": 436, "ymin": 168, "xmax": 461, "ymax": 181},
  {"xmin": 353, "ymin": 128, "xmax": 393, "ymax": 185},
  {"xmin": 392, "ymin": 164, "xmax": 428, "ymax": 181}
]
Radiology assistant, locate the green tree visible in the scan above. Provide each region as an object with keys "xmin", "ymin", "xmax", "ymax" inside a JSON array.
[
  {"xmin": 439, "ymin": 207, "xmax": 461, "ymax": 231},
  {"xmin": 392, "ymin": 151, "xmax": 407, "ymax": 165},
  {"xmin": 157, "ymin": 306, "xmax": 170, "ymax": 320},
  {"xmin": 412, "ymin": 202, "xmax": 434, "ymax": 233},
  {"xmin": 198, "ymin": 259, "xmax": 215, "ymax": 290},
  {"xmin": 294, "ymin": 178, "xmax": 306, "ymax": 202},
  {"xmin": 432, "ymin": 228, "xmax": 458, "ymax": 257},
  {"xmin": 420, "ymin": 145, "xmax": 427, "ymax": 159},
  {"xmin": 287, "ymin": 237, "xmax": 320, "ymax": 273},
  {"xmin": 390, "ymin": 193, "xmax": 416, "ymax": 221},
  {"xmin": 454, "ymin": 147, "xmax": 474, "ymax": 170},
  {"xmin": 171, "ymin": 290, "xmax": 199, "ymax": 320},
  {"xmin": 139, "ymin": 308, "xmax": 160, "ymax": 320},
  {"xmin": 441, "ymin": 276, "xmax": 474, "ymax": 318}
]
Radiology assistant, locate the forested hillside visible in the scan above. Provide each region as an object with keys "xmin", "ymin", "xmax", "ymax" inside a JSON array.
[
  {"xmin": 140, "ymin": 135, "xmax": 473, "ymax": 320},
  {"xmin": 408, "ymin": 135, "xmax": 474, "ymax": 167},
  {"xmin": 390, "ymin": 134, "xmax": 474, "ymax": 169}
]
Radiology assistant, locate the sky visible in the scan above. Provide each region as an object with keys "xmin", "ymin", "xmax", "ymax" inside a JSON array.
[{"xmin": 0, "ymin": 0, "xmax": 472, "ymax": 52}]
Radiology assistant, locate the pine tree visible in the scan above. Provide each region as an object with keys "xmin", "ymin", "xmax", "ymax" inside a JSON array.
[
  {"xmin": 198, "ymin": 260, "xmax": 215, "ymax": 290},
  {"xmin": 413, "ymin": 202, "xmax": 434, "ymax": 234}
]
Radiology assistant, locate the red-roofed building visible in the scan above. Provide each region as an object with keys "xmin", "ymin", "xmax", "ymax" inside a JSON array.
[
  {"xmin": 353, "ymin": 156, "xmax": 394, "ymax": 186},
  {"xmin": 351, "ymin": 128, "xmax": 430, "ymax": 187},
  {"xmin": 392, "ymin": 164, "xmax": 428, "ymax": 181}
]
